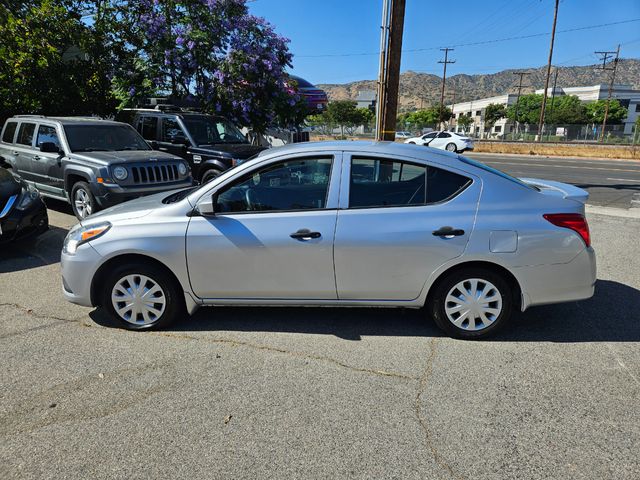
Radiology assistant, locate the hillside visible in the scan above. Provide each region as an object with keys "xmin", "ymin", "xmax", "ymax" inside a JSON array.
[{"xmin": 317, "ymin": 59, "xmax": 640, "ymax": 111}]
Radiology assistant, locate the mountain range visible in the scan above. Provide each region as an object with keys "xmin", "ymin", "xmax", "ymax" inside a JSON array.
[{"xmin": 317, "ymin": 58, "xmax": 640, "ymax": 111}]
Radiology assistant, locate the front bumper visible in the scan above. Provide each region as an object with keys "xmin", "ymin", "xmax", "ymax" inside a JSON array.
[
  {"xmin": 61, "ymin": 243, "xmax": 102, "ymax": 307},
  {"xmin": 516, "ymin": 247, "xmax": 597, "ymax": 310},
  {"xmin": 0, "ymin": 197, "xmax": 48, "ymax": 244},
  {"xmin": 92, "ymin": 178, "xmax": 193, "ymax": 208}
]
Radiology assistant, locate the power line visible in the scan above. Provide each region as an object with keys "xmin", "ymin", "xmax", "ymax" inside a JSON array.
[
  {"xmin": 537, "ymin": 0, "xmax": 560, "ymax": 141},
  {"xmin": 512, "ymin": 71, "xmax": 531, "ymax": 140},
  {"xmin": 595, "ymin": 45, "xmax": 621, "ymax": 143},
  {"xmin": 438, "ymin": 48, "xmax": 455, "ymax": 125},
  {"xmin": 296, "ymin": 18, "xmax": 640, "ymax": 58}
]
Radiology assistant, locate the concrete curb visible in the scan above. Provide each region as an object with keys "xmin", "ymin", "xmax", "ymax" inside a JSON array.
[{"xmin": 586, "ymin": 204, "xmax": 640, "ymax": 219}]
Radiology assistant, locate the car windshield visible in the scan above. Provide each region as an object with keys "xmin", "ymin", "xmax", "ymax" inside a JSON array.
[
  {"xmin": 182, "ymin": 117, "xmax": 247, "ymax": 146},
  {"xmin": 64, "ymin": 124, "xmax": 150, "ymax": 152},
  {"xmin": 458, "ymin": 156, "xmax": 536, "ymax": 190}
]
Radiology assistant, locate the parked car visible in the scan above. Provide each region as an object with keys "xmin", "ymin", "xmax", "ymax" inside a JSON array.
[
  {"xmin": 405, "ymin": 131, "xmax": 474, "ymax": 152},
  {"xmin": 0, "ymin": 116, "xmax": 192, "ymax": 220},
  {"xmin": 289, "ymin": 75, "xmax": 328, "ymax": 112},
  {"xmin": 117, "ymin": 106, "xmax": 265, "ymax": 184},
  {"xmin": 0, "ymin": 167, "xmax": 48, "ymax": 244},
  {"xmin": 61, "ymin": 141, "xmax": 595, "ymax": 339},
  {"xmin": 395, "ymin": 131, "xmax": 412, "ymax": 139}
]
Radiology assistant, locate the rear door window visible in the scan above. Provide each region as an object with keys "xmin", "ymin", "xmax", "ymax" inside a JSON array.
[
  {"xmin": 138, "ymin": 116, "xmax": 158, "ymax": 140},
  {"xmin": 16, "ymin": 122, "xmax": 36, "ymax": 147},
  {"xmin": 2, "ymin": 121, "xmax": 17, "ymax": 143},
  {"xmin": 349, "ymin": 157, "xmax": 471, "ymax": 208}
]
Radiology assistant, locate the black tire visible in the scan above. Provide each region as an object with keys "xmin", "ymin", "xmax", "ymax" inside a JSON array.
[
  {"xmin": 428, "ymin": 267, "xmax": 513, "ymax": 339},
  {"xmin": 70, "ymin": 181, "xmax": 98, "ymax": 220},
  {"xmin": 445, "ymin": 142, "xmax": 457, "ymax": 152},
  {"xmin": 101, "ymin": 262, "xmax": 186, "ymax": 331},
  {"xmin": 200, "ymin": 168, "xmax": 223, "ymax": 184}
]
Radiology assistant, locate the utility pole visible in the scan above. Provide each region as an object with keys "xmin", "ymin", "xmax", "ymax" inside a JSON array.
[
  {"xmin": 375, "ymin": 0, "xmax": 406, "ymax": 141},
  {"xmin": 537, "ymin": 0, "xmax": 560, "ymax": 141},
  {"xmin": 512, "ymin": 71, "xmax": 530, "ymax": 140},
  {"xmin": 438, "ymin": 48, "xmax": 455, "ymax": 129},
  {"xmin": 547, "ymin": 67, "xmax": 560, "ymax": 140},
  {"xmin": 594, "ymin": 44, "xmax": 620, "ymax": 143}
]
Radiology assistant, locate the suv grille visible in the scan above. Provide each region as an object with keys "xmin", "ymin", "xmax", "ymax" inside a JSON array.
[{"xmin": 130, "ymin": 164, "xmax": 180, "ymax": 184}]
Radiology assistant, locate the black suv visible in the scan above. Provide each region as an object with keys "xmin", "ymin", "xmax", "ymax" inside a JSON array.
[
  {"xmin": 0, "ymin": 116, "xmax": 192, "ymax": 219},
  {"xmin": 118, "ymin": 107, "xmax": 265, "ymax": 184}
]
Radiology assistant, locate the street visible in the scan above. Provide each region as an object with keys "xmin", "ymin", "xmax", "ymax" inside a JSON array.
[
  {"xmin": 1, "ymin": 167, "xmax": 639, "ymax": 479},
  {"xmin": 468, "ymin": 153, "xmax": 640, "ymax": 209}
]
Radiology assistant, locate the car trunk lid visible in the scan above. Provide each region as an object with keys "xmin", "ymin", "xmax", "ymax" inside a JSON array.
[{"xmin": 520, "ymin": 178, "xmax": 589, "ymax": 204}]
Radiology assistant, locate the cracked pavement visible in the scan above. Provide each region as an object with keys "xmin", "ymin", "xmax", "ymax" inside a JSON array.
[{"xmin": 1, "ymin": 202, "xmax": 639, "ymax": 479}]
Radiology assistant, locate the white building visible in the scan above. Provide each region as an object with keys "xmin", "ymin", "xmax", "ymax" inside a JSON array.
[
  {"xmin": 534, "ymin": 84, "xmax": 640, "ymax": 135},
  {"xmin": 449, "ymin": 84, "xmax": 640, "ymax": 138}
]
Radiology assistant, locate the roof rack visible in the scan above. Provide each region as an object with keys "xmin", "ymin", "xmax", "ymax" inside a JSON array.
[
  {"xmin": 153, "ymin": 104, "xmax": 183, "ymax": 112},
  {"xmin": 14, "ymin": 115, "xmax": 46, "ymax": 118}
]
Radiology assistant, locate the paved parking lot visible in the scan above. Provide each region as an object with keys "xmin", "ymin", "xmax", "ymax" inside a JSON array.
[{"xmin": 1, "ymin": 199, "xmax": 639, "ymax": 479}]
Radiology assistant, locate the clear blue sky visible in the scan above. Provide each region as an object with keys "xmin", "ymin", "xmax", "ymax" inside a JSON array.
[{"xmin": 248, "ymin": 0, "xmax": 640, "ymax": 84}]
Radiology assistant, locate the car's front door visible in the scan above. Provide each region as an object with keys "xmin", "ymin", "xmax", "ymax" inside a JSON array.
[
  {"xmin": 429, "ymin": 132, "xmax": 452, "ymax": 150},
  {"xmin": 333, "ymin": 153, "xmax": 480, "ymax": 301},
  {"xmin": 186, "ymin": 154, "xmax": 340, "ymax": 300},
  {"xmin": 32, "ymin": 123, "xmax": 65, "ymax": 195}
]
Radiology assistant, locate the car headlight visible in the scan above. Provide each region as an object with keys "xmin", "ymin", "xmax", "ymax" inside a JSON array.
[
  {"xmin": 63, "ymin": 221, "xmax": 111, "ymax": 255},
  {"xmin": 178, "ymin": 163, "xmax": 188, "ymax": 176},
  {"xmin": 16, "ymin": 184, "xmax": 40, "ymax": 211},
  {"xmin": 112, "ymin": 166, "xmax": 128, "ymax": 181}
]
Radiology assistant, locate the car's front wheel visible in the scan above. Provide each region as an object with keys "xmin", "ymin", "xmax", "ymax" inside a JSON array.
[
  {"xmin": 445, "ymin": 142, "xmax": 457, "ymax": 152},
  {"xmin": 428, "ymin": 268, "xmax": 513, "ymax": 339},
  {"xmin": 71, "ymin": 181, "xmax": 97, "ymax": 220},
  {"xmin": 102, "ymin": 263, "xmax": 185, "ymax": 330}
]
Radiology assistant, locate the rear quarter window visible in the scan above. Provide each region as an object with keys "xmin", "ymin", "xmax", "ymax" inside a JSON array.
[{"xmin": 2, "ymin": 121, "xmax": 17, "ymax": 143}]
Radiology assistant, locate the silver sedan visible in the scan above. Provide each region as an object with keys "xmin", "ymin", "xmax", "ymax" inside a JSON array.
[{"xmin": 61, "ymin": 141, "xmax": 596, "ymax": 339}]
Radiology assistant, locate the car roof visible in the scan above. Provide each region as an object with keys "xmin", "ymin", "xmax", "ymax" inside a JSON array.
[
  {"xmin": 11, "ymin": 116, "xmax": 126, "ymax": 127},
  {"xmin": 126, "ymin": 109, "xmax": 227, "ymax": 121}
]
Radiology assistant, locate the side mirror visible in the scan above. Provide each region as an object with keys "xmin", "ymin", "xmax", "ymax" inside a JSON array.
[
  {"xmin": 148, "ymin": 140, "xmax": 159, "ymax": 149},
  {"xmin": 195, "ymin": 194, "xmax": 220, "ymax": 217},
  {"xmin": 170, "ymin": 135, "xmax": 189, "ymax": 146},
  {"xmin": 40, "ymin": 142, "xmax": 60, "ymax": 153}
]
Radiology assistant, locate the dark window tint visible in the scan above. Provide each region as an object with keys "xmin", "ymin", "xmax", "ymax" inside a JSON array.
[
  {"xmin": 423, "ymin": 132, "xmax": 438, "ymax": 139},
  {"xmin": 139, "ymin": 117, "xmax": 158, "ymax": 140},
  {"xmin": 2, "ymin": 121, "xmax": 17, "ymax": 143},
  {"xmin": 349, "ymin": 158, "xmax": 470, "ymax": 208},
  {"xmin": 161, "ymin": 118, "xmax": 188, "ymax": 143},
  {"xmin": 17, "ymin": 123, "xmax": 36, "ymax": 146},
  {"xmin": 63, "ymin": 124, "xmax": 150, "ymax": 152},
  {"xmin": 494, "ymin": 125, "xmax": 502, "ymax": 132},
  {"xmin": 36, "ymin": 125, "xmax": 60, "ymax": 148},
  {"xmin": 476, "ymin": 110, "xmax": 481, "ymax": 116},
  {"xmin": 635, "ymin": 104, "xmax": 640, "ymax": 112},
  {"xmin": 215, "ymin": 157, "xmax": 332, "ymax": 213},
  {"xmin": 438, "ymin": 132, "xmax": 451, "ymax": 138}
]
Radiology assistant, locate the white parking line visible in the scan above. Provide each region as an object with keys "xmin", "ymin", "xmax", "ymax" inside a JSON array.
[
  {"xmin": 484, "ymin": 161, "xmax": 640, "ymax": 173},
  {"xmin": 606, "ymin": 177, "xmax": 640, "ymax": 183}
]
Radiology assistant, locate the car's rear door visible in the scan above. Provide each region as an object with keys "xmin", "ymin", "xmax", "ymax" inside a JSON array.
[
  {"xmin": 186, "ymin": 153, "xmax": 341, "ymax": 300},
  {"xmin": 333, "ymin": 152, "xmax": 480, "ymax": 301},
  {"xmin": 12, "ymin": 121, "xmax": 39, "ymax": 182}
]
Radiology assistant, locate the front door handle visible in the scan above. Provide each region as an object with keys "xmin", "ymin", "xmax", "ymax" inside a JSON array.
[
  {"xmin": 12, "ymin": 151, "xmax": 19, "ymax": 155},
  {"xmin": 290, "ymin": 229, "xmax": 321, "ymax": 240},
  {"xmin": 432, "ymin": 226, "xmax": 465, "ymax": 237}
]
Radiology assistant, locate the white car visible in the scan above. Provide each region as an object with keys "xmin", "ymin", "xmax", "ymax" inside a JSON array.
[
  {"xmin": 405, "ymin": 131, "xmax": 474, "ymax": 153},
  {"xmin": 395, "ymin": 131, "xmax": 412, "ymax": 139}
]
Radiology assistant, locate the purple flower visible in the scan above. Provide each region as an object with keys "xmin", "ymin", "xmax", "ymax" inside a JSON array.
[{"xmin": 129, "ymin": 87, "xmax": 136, "ymax": 96}]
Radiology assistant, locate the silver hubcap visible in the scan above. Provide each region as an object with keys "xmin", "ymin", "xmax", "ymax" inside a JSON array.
[
  {"xmin": 446, "ymin": 143, "xmax": 456, "ymax": 151},
  {"xmin": 74, "ymin": 189, "xmax": 92, "ymax": 218},
  {"xmin": 444, "ymin": 278, "xmax": 503, "ymax": 331},
  {"xmin": 111, "ymin": 274, "xmax": 166, "ymax": 326}
]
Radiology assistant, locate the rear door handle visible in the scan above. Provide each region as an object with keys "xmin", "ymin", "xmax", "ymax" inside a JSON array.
[
  {"xmin": 290, "ymin": 229, "xmax": 321, "ymax": 240},
  {"xmin": 12, "ymin": 151, "xmax": 19, "ymax": 155},
  {"xmin": 432, "ymin": 226, "xmax": 465, "ymax": 237}
]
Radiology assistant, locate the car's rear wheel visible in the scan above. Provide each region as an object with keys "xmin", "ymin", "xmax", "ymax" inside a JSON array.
[
  {"xmin": 71, "ymin": 181, "xmax": 97, "ymax": 220},
  {"xmin": 428, "ymin": 268, "xmax": 513, "ymax": 339},
  {"xmin": 201, "ymin": 168, "xmax": 223, "ymax": 184},
  {"xmin": 102, "ymin": 263, "xmax": 184, "ymax": 330},
  {"xmin": 445, "ymin": 142, "xmax": 457, "ymax": 152}
]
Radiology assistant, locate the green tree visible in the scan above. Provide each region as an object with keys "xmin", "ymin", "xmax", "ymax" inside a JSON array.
[
  {"xmin": 457, "ymin": 114, "xmax": 473, "ymax": 132},
  {"xmin": 546, "ymin": 95, "xmax": 588, "ymax": 124},
  {"xmin": 399, "ymin": 107, "xmax": 447, "ymax": 130},
  {"xmin": 484, "ymin": 103, "xmax": 507, "ymax": 130},
  {"xmin": 584, "ymin": 99, "xmax": 627, "ymax": 124},
  {"xmin": 326, "ymin": 100, "xmax": 359, "ymax": 137},
  {"xmin": 506, "ymin": 94, "xmax": 541, "ymax": 125}
]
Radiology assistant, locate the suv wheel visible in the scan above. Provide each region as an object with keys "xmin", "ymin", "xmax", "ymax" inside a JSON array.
[
  {"xmin": 71, "ymin": 181, "xmax": 97, "ymax": 220},
  {"xmin": 445, "ymin": 142, "xmax": 457, "ymax": 152},
  {"xmin": 428, "ymin": 268, "xmax": 513, "ymax": 339},
  {"xmin": 102, "ymin": 262, "xmax": 184, "ymax": 330},
  {"xmin": 201, "ymin": 168, "xmax": 223, "ymax": 184}
]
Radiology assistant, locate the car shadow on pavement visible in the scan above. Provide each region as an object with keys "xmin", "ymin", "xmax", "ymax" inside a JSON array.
[
  {"xmin": 0, "ymin": 225, "xmax": 69, "ymax": 273},
  {"xmin": 89, "ymin": 279, "xmax": 640, "ymax": 342}
]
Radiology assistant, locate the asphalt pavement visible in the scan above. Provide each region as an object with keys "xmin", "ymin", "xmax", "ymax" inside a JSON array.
[
  {"xmin": 467, "ymin": 153, "xmax": 640, "ymax": 209},
  {"xmin": 1, "ymin": 185, "xmax": 639, "ymax": 479}
]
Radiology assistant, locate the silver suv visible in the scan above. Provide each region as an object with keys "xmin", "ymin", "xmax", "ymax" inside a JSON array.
[{"xmin": 0, "ymin": 116, "xmax": 193, "ymax": 219}]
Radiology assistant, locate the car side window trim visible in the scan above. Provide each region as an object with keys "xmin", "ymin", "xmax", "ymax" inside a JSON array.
[{"xmin": 15, "ymin": 122, "xmax": 37, "ymax": 149}]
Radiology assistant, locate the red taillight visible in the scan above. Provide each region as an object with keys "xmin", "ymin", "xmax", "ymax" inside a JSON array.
[{"xmin": 543, "ymin": 213, "xmax": 590, "ymax": 247}]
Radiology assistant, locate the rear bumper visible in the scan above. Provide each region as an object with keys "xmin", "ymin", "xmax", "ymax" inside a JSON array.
[
  {"xmin": 92, "ymin": 178, "xmax": 193, "ymax": 208},
  {"xmin": 0, "ymin": 198, "xmax": 48, "ymax": 244},
  {"xmin": 516, "ymin": 247, "xmax": 597, "ymax": 310}
]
